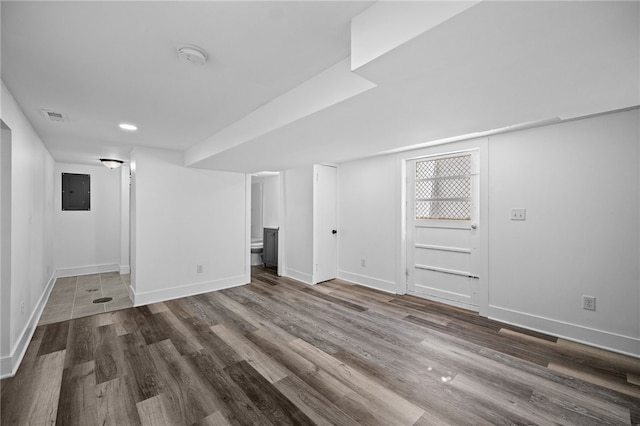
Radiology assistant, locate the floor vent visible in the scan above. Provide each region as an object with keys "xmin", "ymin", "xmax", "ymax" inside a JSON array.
[{"xmin": 93, "ymin": 297, "xmax": 113, "ymax": 304}]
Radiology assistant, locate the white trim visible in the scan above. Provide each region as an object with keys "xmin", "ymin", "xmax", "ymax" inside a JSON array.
[
  {"xmin": 414, "ymin": 264, "xmax": 475, "ymax": 278},
  {"xmin": 1, "ymin": 270, "xmax": 57, "ymax": 378},
  {"xmin": 56, "ymin": 263, "xmax": 119, "ymax": 278},
  {"xmin": 284, "ymin": 268, "xmax": 313, "ymax": 285},
  {"xmin": 415, "ymin": 243, "xmax": 471, "ymax": 253},
  {"xmin": 245, "ymin": 174, "xmax": 252, "ymax": 283},
  {"xmin": 414, "ymin": 222, "xmax": 471, "ymax": 230},
  {"xmin": 132, "ymin": 274, "xmax": 248, "ymax": 307},
  {"xmin": 277, "ymin": 172, "xmax": 285, "ymax": 277},
  {"xmin": 126, "ymin": 281, "xmax": 135, "ymax": 303},
  {"xmin": 401, "ymin": 138, "xmax": 489, "ymax": 314},
  {"xmin": 119, "ymin": 264, "xmax": 130, "ymax": 275},
  {"xmin": 338, "ymin": 270, "xmax": 397, "ymax": 294},
  {"xmin": 407, "ymin": 289, "xmax": 477, "ymax": 311},
  {"xmin": 488, "ymin": 305, "xmax": 640, "ymax": 359}
]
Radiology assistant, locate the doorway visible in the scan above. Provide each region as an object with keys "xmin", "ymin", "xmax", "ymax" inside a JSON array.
[
  {"xmin": 406, "ymin": 149, "xmax": 481, "ymax": 311},
  {"xmin": 250, "ymin": 172, "xmax": 282, "ymax": 274}
]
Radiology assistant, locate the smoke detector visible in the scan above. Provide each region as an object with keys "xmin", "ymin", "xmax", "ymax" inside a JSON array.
[
  {"xmin": 40, "ymin": 109, "xmax": 66, "ymax": 122},
  {"xmin": 177, "ymin": 45, "xmax": 207, "ymax": 65}
]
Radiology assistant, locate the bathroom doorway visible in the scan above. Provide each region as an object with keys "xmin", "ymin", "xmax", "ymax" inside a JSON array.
[{"xmin": 250, "ymin": 172, "xmax": 282, "ymax": 276}]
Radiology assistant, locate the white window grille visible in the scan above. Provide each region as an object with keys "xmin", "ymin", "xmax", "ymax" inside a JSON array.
[{"xmin": 415, "ymin": 155, "xmax": 471, "ymax": 220}]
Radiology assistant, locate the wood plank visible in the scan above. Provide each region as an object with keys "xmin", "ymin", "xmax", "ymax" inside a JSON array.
[
  {"xmin": 95, "ymin": 375, "xmax": 142, "ymax": 426},
  {"xmin": 4, "ymin": 266, "xmax": 640, "ymax": 425},
  {"xmin": 224, "ymin": 360, "xmax": 315, "ymax": 425},
  {"xmin": 64, "ymin": 315, "xmax": 98, "ymax": 368},
  {"xmin": 55, "ymin": 361, "xmax": 97, "ymax": 426},
  {"xmin": 288, "ymin": 338, "xmax": 425, "ymax": 425},
  {"xmin": 549, "ymin": 361, "xmax": 640, "ymax": 399},
  {"xmin": 2, "ymin": 350, "xmax": 66, "ymax": 425},
  {"xmin": 118, "ymin": 331, "xmax": 166, "ymax": 402},
  {"xmin": 136, "ymin": 393, "xmax": 183, "ymax": 426},
  {"xmin": 191, "ymin": 410, "xmax": 233, "ymax": 426},
  {"xmin": 423, "ymin": 336, "xmax": 634, "ymax": 425},
  {"xmin": 211, "ymin": 324, "xmax": 290, "ymax": 384},
  {"xmin": 38, "ymin": 320, "xmax": 70, "ymax": 356},
  {"xmin": 449, "ymin": 372, "xmax": 559, "ymax": 425},
  {"xmin": 153, "ymin": 310, "xmax": 203, "ymax": 355},
  {"xmin": 147, "ymin": 302, "xmax": 170, "ymax": 314},
  {"xmin": 274, "ymin": 375, "xmax": 361, "ymax": 426},
  {"xmin": 94, "ymin": 323, "xmax": 123, "ymax": 384},
  {"xmin": 185, "ymin": 349, "xmax": 276, "ymax": 425},
  {"xmin": 146, "ymin": 339, "xmax": 221, "ymax": 425}
]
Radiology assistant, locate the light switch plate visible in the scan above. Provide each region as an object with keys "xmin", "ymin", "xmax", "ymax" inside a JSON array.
[{"xmin": 511, "ymin": 208, "xmax": 526, "ymax": 221}]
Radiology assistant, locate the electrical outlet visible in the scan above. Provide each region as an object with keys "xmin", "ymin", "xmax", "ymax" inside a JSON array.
[
  {"xmin": 196, "ymin": 265, "xmax": 204, "ymax": 274},
  {"xmin": 510, "ymin": 208, "xmax": 526, "ymax": 221},
  {"xmin": 361, "ymin": 258, "xmax": 366, "ymax": 267},
  {"xmin": 20, "ymin": 301, "xmax": 25, "ymax": 314},
  {"xmin": 583, "ymin": 295, "xmax": 596, "ymax": 311}
]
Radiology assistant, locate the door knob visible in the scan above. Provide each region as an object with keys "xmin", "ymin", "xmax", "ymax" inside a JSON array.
[
  {"xmin": 471, "ymin": 224, "xmax": 477, "ymax": 229},
  {"xmin": 332, "ymin": 229, "xmax": 337, "ymax": 234}
]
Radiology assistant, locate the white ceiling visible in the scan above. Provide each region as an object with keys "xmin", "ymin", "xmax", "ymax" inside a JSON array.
[
  {"xmin": 1, "ymin": 1, "xmax": 373, "ymax": 165},
  {"xmin": 2, "ymin": 1, "xmax": 639, "ymax": 173}
]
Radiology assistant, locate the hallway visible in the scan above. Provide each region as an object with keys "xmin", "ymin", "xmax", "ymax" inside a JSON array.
[{"xmin": 39, "ymin": 272, "xmax": 133, "ymax": 325}]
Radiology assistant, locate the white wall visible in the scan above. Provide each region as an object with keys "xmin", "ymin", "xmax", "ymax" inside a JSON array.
[
  {"xmin": 120, "ymin": 165, "xmax": 130, "ymax": 274},
  {"xmin": 283, "ymin": 166, "xmax": 314, "ymax": 284},
  {"xmin": 338, "ymin": 156, "xmax": 398, "ymax": 292},
  {"xmin": 487, "ymin": 110, "xmax": 639, "ymax": 355},
  {"xmin": 255, "ymin": 174, "xmax": 280, "ymax": 229},
  {"xmin": 1, "ymin": 81, "xmax": 55, "ymax": 377},
  {"xmin": 337, "ymin": 109, "xmax": 640, "ymax": 356},
  {"xmin": 130, "ymin": 147, "xmax": 248, "ymax": 305},
  {"xmin": 250, "ymin": 181, "xmax": 263, "ymax": 240},
  {"xmin": 1, "ymin": 122, "xmax": 12, "ymax": 366},
  {"xmin": 53, "ymin": 163, "xmax": 121, "ymax": 276}
]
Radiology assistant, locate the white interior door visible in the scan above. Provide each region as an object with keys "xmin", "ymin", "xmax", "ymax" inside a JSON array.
[
  {"xmin": 313, "ymin": 164, "xmax": 337, "ymax": 284},
  {"xmin": 407, "ymin": 151, "xmax": 480, "ymax": 310}
]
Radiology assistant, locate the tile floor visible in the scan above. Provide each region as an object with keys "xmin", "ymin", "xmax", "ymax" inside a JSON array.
[{"xmin": 38, "ymin": 272, "xmax": 133, "ymax": 325}]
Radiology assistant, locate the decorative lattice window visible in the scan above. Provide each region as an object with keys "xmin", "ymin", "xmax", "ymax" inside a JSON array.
[{"xmin": 415, "ymin": 155, "xmax": 471, "ymax": 220}]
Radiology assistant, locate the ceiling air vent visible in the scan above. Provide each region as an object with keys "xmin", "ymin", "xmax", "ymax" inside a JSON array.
[{"xmin": 40, "ymin": 109, "xmax": 66, "ymax": 122}]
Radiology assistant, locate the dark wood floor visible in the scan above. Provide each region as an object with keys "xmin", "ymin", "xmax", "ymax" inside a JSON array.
[{"xmin": 2, "ymin": 267, "xmax": 639, "ymax": 425}]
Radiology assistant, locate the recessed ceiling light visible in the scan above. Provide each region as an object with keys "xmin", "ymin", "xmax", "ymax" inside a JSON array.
[{"xmin": 119, "ymin": 123, "xmax": 138, "ymax": 131}]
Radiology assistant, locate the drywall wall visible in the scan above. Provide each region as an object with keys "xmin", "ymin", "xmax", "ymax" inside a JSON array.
[
  {"xmin": 253, "ymin": 174, "xmax": 280, "ymax": 229},
  {"xmin": 487, "ymin": 109, "xmax": 639, "ymax": 355},
  {"xmin": 1, "ymin": 122, "xmax": 12, "ymax": 366},
  {"xmin": 120, "ymin": 165, "xmax": 130, "ymax": 274},
  {"xmin": 283, "ymin": 166, "xmax": 314, "ymax": 284},
  {"xmin": 130, "ymin": 147, "xmax": 248, "ymax": 305},
  {"xmin": 53, "ymin": 163, "xmax": 121, "ymax": 276},
  {"xmin": 250, "ymin": 181, "xmax": 263, "ymax": 240},
  {"xmin": 338, "ymin": 156, "xmax": 398, "ymax": 292},
  {"xmin": 1, "ymin": 81, "xmax": 55, "ymax": 377},
  {"xmin": 337, "ymin": 108, "xmax": 639, "ymax": 355}
]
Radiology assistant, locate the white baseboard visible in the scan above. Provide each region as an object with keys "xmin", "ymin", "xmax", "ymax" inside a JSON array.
[
  {"xmin": 132, "ymin": 274, "xmax": 248, "ymax": 307},
  {"xmin": 56, "ymin": 263, "xmax": 120, "ymax": 278},
  {"xmin": 119, "ymin": 264, "xmax": 130, "ymax": 275},
  {"xmin": 0, "ymin": 271, "xmax": 57, "ymax": 378},
  {"xmin": 338, "ymin": 270, "xmax": 398, "ymax": 294},
  {"xmin": 284, "ymin": 268, "xmax": 313, "ymax": 285},
  {"xmin": 488, "ymin": 305, "xmax": 640, "ymax": 359}
]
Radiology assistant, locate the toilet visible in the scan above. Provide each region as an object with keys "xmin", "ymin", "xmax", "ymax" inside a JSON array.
[{"xmin": 250, "ymin": 239, "xmax": 263, "ymax": 266}]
